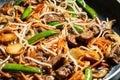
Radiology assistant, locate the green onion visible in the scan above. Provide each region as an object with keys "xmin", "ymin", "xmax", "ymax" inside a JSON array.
[
  {"xmin": 3, "ymin": 63, "xmax": 42, "ymax": 74},
  {"xmin": 48, "ymin": 21, "xmax": 60, "ymax": 26},
  {"xmin": 85, "ymin": 68, "xmax": 92, "ymax": 80},
  {"xmin": 73, "ymin": 24, "xmax": 84, "ymax": 33},
  {"xmin": 67, "ymin": 6, "xmax": 77, "ymax": 18},
  {"xmin": 48, "ymin": 21, "xmax": 63, "ymax": 29},
  {"xmin": 28, "ymin": 30, "xmax": 58, "ymax": 44},
  {"xmin": 76, "ymin": 0, "xmax": 98, "ymax": 18},
  {"xmin": 21, "ymin": 6, "xmax": 33, "ymax": 20}
]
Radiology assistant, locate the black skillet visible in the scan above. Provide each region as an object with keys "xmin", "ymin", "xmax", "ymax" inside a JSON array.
[
  {"xmin": 0, "ymin": 0, "xmax": 120, "ymax": 80},
  {"xmin": 85, "ymin": 0, "xmax": 120, "ymax": 80}
]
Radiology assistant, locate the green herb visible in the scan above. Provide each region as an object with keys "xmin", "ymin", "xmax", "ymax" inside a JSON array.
[
  {"xmin": 73, "ymin": 24, "xmax": 84, "ymax": 33},
  {"xmin": 76, "ymin": 0, "xmax": 98, "ymax": 18},
  {"xmin": 21, "ymin": 6, "xmax": 33, "ymax": 20},
  {"xmin": 48, "ymin": 21, "xmax": 63, "ymax": 29},
  {"xmin": 3, "ymin": 63, "xmax": 42, "ymax": 74},
  {"xmin": 85, "ymin": 68, "xmax": 92, "ymax": 80},
  {"xmin": 28, "ymin": 30, "xmax": 58, "ymax": 44},
  {"xmin": 48, "ymin": 21, "xmax": 60, "ymax": 26},
  {"xmin": 67, "ymin": 6, "xmax": 77, "ymax": 18}
]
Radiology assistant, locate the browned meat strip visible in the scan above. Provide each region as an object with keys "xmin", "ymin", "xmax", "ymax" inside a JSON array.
[
  {"xmin": 89, "ymin": 26, "xmax": 100, "ymax": 36},
  {"xmin": 76, "ymin": 30, "xmax": 94, "ymax": 46},
  {"xmin": 80, "ymin": 30, "xmax": 94, "ymax": 39},
  {"xmin": 43, "ymin": 14, "xmax": 65, "ymax": 23},
  {"xmin": 67, "ymin": 30, "xmax": 94, "ymax": 47},
  {"xmin": 67, "ymin": 33, "xmax": 79, "ymax": 47},
  {"xmin": 83, "ymin": 55, "xmax": 98, "ymax": 63},
  {"xmin": 48, "ymin": 54, "xmax": 66, "ymax": 70},
  {"xmin": 55, "ymin": 61, "xmax": 75, "ymax": 79}
]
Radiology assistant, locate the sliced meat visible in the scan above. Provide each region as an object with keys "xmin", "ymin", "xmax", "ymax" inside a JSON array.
[
  {"xmin": 108, "ymin": 44, "xmax": 120, "ymax": 64},
  {"xmin": 43, "ymin": 14, "xmax": 65, "ymax": 23},
  {"xmin": 67, "ymin": 30, "xmax": 94, "ymax": 47},
  {"xmin": 67, "ymin": 33, "xmax": 79, "ymax": 47},
  {"xmin": 55, "ymin": 61, "xmax": 75, "ymax": 79},
  {"xmin": 89, "ymin": 26, "xmax": 100, "ymax": 36},
  {"xmin": 76, "ymin": 30, "xmax": 94, "ymax": 46},
  {"xmin": 48, "ymin": 54, "xmax": 66, "ymax": 70},
  {"xmin": 83, "ymin": 55, "xmax": 98, "ymax": 63},
  {"xmin": 80, "ymin": 30, "xmax": 94, "ymax": 39}
]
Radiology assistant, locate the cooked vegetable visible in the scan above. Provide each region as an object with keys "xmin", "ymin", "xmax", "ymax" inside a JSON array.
[
  {"xmin": 0, "ymin": 0, "xmax": 119, "ymax": 79},
  {"xmin": 67, "ymin": 6, "xmax": 77, "ymax": 18},
  {"xmin": 21, "ymin": 6, "xmax": 33, "ymax": 20},
  {"xmin": 0, "ymin": 32, "xmax": 16, "ymax": 42},
  {"xmin": 76, "ymin": 0, "xmax": 98, "ymax": 18},
  {"xmin": 70, "ymin": 48, "xmax": 100, "ymax": 60},
  {"xmin": 48, "ymin": 21, "xmax": 60, "ymax": 26},
  {"xmin": 2, "ymin": 63, "xmax": 42, "ymax": 74},
  {"xmin": 14, "ymin": 0, "xmax": 23, "ymax": 5},
  {"xmin": 93, "ymin": 69, "xmax": 108, "ymax": 78},
  {"xmin": 48, "ymin": 21, "xmax": 84, "ymax": 33},
  {"xmin": 73, "ymin": 24, "xmax": 84, "ymax": 33},
  {"xmin": 28, "ymin": 30, "xmax": 58, "ymax": 44},
  {"xmin": 85, "ymin": 68, "xmax": 92, "ymax": 80},
  {"xmin": 6, "ymin": 43, "xmax": 24, "ymax": 55},
  {"xmin": 48, "ymin": 21, "xmax": 63, "ymax": 29}
]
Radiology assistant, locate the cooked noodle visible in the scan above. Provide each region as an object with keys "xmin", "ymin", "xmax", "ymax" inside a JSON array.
[{"xmin": 0, "ymin": 0, "xmax": 120, "ymax": 79}]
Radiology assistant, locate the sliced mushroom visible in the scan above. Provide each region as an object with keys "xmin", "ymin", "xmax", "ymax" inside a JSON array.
[
  {"xmin": 0, "ymin": 33, "xmax": 17, "ymax": 42},
  {"xmin": 6, "ymin": 44, "xmax": 24, "ymax": 55},
  {"xmin": 108, "ymin": 44, "xmax": 120, "ymax": 64},
  {"xmin": 92, "ymin": 69, "xmax": 108, "ymax": 78},
  {"xmin": 70, "ymin": 48, "xmax": 100, "ymax": 60}
]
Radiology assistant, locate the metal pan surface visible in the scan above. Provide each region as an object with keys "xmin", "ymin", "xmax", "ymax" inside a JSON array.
[{"xmin": 85, "ymin": 0, "xmax": 120, "ymax": 80}]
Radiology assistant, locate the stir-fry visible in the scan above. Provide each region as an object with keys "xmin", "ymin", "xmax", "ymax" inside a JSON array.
[{"xmin": 0, "ymin": 0, "xmax": 120, "ymax": 80}]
